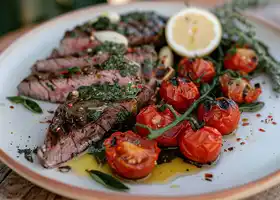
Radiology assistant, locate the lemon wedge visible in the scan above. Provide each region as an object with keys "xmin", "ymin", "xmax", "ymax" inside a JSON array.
[{"xmin": 166, "ymin": 8, "xmax": 222, "ymax": 58}]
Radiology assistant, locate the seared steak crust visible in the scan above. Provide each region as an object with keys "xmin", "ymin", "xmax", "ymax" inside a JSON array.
[{"xmin": 37, "ymin": 80, "xmax": 156, "ymax": 168}]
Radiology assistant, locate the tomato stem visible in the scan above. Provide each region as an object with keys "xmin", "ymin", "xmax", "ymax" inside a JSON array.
[
  {"xmin": 146, "ymin": 77, "xmax": 219, "ymax": 140},
  {"xmin": 164, "ymin": 104, "xmax": 180, "ymax": 120}
]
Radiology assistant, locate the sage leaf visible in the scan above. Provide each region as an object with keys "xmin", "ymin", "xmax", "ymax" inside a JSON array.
[
  {"xmin": 7, "ymin": 96, "xmax": 24, "ymax": 104},
  {"xmin": 86, "ymin": 170, "xmax": 129, "ymax": 191},
  {"xmin": 23, "ymin": 99, "xmax": 43, "ymax": 114},
  {"xmin": 239, "ymin": 102, "xmax": 265, "ymax": 112}
]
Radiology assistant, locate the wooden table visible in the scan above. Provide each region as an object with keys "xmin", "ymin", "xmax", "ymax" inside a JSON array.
[{"xmin": 1, "ymin": 2, "xmax": 280, "ymax": 200}]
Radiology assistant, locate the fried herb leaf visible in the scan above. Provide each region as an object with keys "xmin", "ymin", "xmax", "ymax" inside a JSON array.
[
  {"xmin": 7, "ymin": 96, "xmax": 24, "ymax": 104},
  {"xmin": 7, "ymin": 96, "xmax": 43, "ymax": 114},
  {"xmin": 86, "ymin": 170, "xmax": 129, "ymax": 191},
  {"xmin": 23, "ymin": 99, "xmax": 43, "ymax": 114},
  {"xmin": 239, "ymin": 102, "xmax": 265, "ymax": 112}
]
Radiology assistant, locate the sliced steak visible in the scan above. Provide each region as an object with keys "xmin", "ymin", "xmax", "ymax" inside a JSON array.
[
  {"xmin": 37, "ymin": 80, "xmax": 156, "ymax": 168},
  {"xmin": 51, "ymin": 37, "xmax": 101, "ymax": 58},
  {"xmin": 18, "ymin": 69, "xmax": 139, "ymax": 103},
  {"xmin": 33, "ymin": 53, "xmax": 109, "ymax": 73},
  {"xmin": 33, "ymin": 45, "xmax": 157, "ymax": 73}
]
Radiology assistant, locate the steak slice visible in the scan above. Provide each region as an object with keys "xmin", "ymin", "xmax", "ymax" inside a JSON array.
[
  {"xmin": 18, "ymin": 69, "xmax": 140, "ymax": 103},
  {"xmin": 50, "ymin": 37, "xmax": 101, "ymax": 58},
  {"xmin": 81, "ymin": 11, "xmax": 167, "ymax": 46},
  {"xmin": 33, "ymin": 45, "xmax": 157, "ymax": 73},
  {"xmin": 37, "ymin": 80, "xmax": 156, "ymax": 168},
  {"xmin": 33, "ymin": 53, "xmax": 109, "ymax": 73}
]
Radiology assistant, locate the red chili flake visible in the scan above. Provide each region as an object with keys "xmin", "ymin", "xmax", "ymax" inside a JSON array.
[
  {"xmin": 205, "ymin": 173, "xmax": 213, "ymax": 178},
  {"xmin": 68, "ymin": 103, "xmax": 73, "ymax": 108},
  {"xmin": 256, "ymin": 114, "xmax": 261, "ymax": 118},
  {"xmin": 240, "ymin": 142, "xmax": 246, "ymax": 145},
  {"xmin": 242, "ymin": 123, "xmax": 250, "ymax": 126},
  {"xmin": 236, "ymin": 138, "xmax": 241, "ymax": 142},
  {"xmin": 272, "ymin": 122, "xmax": 277, "ymax": 125},
  {"xmin": 268, "ymin": 115, "xmax": 273, "ymax": 119},
  {"xmin": 128, "ymin": 48, "xmax": 133, "ymax": 53},
  {"xmin": 60, "ymin": 70, "xmax": 69, "ymax": 75},
  {"xmin": 228, "ymin": 147, "xmax": 234, "ymax": 151},
  {"xmin": 259, "ymin": 128, "xmax": 266, "ymax": 132},
  {"xmin": 242, "ymin": 118, "xmax": 248, "ymax": 122},
  {"xmin": 9, "ymin": 106, "xmax": 14, "ymax": 109},
  {"xmin": 137, "ymin": 84, "xmax": 143, "ymax": 89}
]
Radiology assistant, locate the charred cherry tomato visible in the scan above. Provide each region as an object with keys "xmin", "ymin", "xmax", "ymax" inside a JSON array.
[
  {"xmin": 179, "ymin": 126, "xmax": 222, "ymax": 164},
  {"xmin": 159, "ymin": 78, "xmax": 200, "ymax": 112},
  {"xmin": 136, "ymin": 105, "xmax": 189, "ymax": 147},
  {"xmin": 178, "ymin": 58, "xmax": 216, "ymax": 83},
  {"xmin": 104, "ymin": 131, "xmax": 160, "ymax": 179},
  {"xmin": 197, "ymin": 97, "xmax": 240, "ymax": 135},
  {"xmin": 219, "ymin": 73, "xmax": 262, "ymax": 103},
  {"xmin": 224, "ymin": 48, "xmax": 258, "ymax": 74}
]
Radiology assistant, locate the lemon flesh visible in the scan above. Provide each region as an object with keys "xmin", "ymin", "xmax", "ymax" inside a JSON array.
[{"xmin": 166, "ymin": 8, "xmax": 222, "ymax": 58}]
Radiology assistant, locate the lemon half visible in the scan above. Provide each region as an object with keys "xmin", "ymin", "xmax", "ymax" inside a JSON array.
[{"xmin": 166, "ymin": 8, "xmax": 222, "ymax": 58}]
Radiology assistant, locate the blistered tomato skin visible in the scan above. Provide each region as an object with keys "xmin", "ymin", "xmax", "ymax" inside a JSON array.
[
  {"xmin": 136, "ymin": 105, "xmax": 189, "ymax": 147},
  {"xmin": 224, "ymin": 48, "xmax": 258, "ymax": 74},
  {"xmin": 219, "ymin": 73, "xmax": 262, "ymax": 103},
  {"xmin": 197, "ymin": 97, "xmax": 240, "ymax": 135},
  {"xmin": 179, "ymin": 126, "xmax": 222, "ymax": 164},
  {"xmin": 178, "ymin": 58, "xmax": 216, "ymax": 83},
  {"xmin": 159, "ymin": 78, "xmax": 200, "ymax": 112},
  {"xmin": 104, "ymin": 131, "xmax": 160, "ymax": 179}
]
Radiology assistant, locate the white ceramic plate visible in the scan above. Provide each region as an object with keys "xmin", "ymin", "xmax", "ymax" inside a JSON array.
[{"xmin": 1, "ymin": 1, "xmax": 280, "ymax": 200}]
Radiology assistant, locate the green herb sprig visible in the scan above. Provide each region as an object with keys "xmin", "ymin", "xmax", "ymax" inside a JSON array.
[
  {"xmin": 7, "ymin": 96, "xmax": 43, "ymax": 114},
  {"xmin": 213, "ymin": 0, "xmax": 280, "ymax": 92}
]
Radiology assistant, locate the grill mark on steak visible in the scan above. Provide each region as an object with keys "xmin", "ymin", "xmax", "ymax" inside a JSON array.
[
  {"xmin": 18, "ymin": 69, "xmax": 140, "ymax": 103},
  {"xmin": 33, "ymin": 46, "xmax": 156, "ymax": 73},
  {"xmin": 52, "ymin": 37, "xmax": 101, "ymax": 58},
  {"xmin": 37, "ymin": 80, "xmax": 156, "ymax": 168}
]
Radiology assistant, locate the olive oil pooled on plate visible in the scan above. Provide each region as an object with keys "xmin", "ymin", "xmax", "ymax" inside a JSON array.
[{"xmin": 67, "ymin": 154, "xmax": 203, "ymax": 184}]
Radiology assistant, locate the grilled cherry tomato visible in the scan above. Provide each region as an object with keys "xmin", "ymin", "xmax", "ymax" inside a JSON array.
[
  {"xmin": 104, "ymin": 131, "xmax": 160, "ymax": 179},
  {"xmin": 136, "ymin": 105, "xmax": 188, "ymax": 147},
  {"xmin": 178, "ymin": 58, "xmax": 216, "ymax": 83},
  {"xmin": 197, "ymin": 97, "xmax": 240, "ymax": 135},
  {"xmin": 219, "ymin": 73, "xmax": 262, "ymax": 103},
  {"xmin": 159, "ymin": 78, "xmax": 200, "ymax": 112},
  {"xmin": 224, "ymin": 48, "xmax": 258, "ymax": 74},
  {"xmin": 179, "ymin": 126, "xmax": 222, "ymax": 164}
]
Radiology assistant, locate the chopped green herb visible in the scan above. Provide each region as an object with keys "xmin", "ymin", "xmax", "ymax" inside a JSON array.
[
  {"xmin": 100, "ymin": 54, "xmax": 139, "ymax": 77},
  {"xmin": 68, "ymin": 66, "xmax": 81, "ymax": 74},
  {"xmin": 93, "ymin": 41, "xmax": 126, "ymax": 55},
  {"xmin": 86, "ymin": 170, "xmax": 129, "ymax": 191},
  {"xmin": 78, "ymin": 83, "xmax": 141, "ymax": 102},
  {"xmin": 87, "ymin": 110, "xmax": 102, "ymax": 122},
  {"xmin": 116, "ymin": 110, "xmax": 131, "ymax": 124}
]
